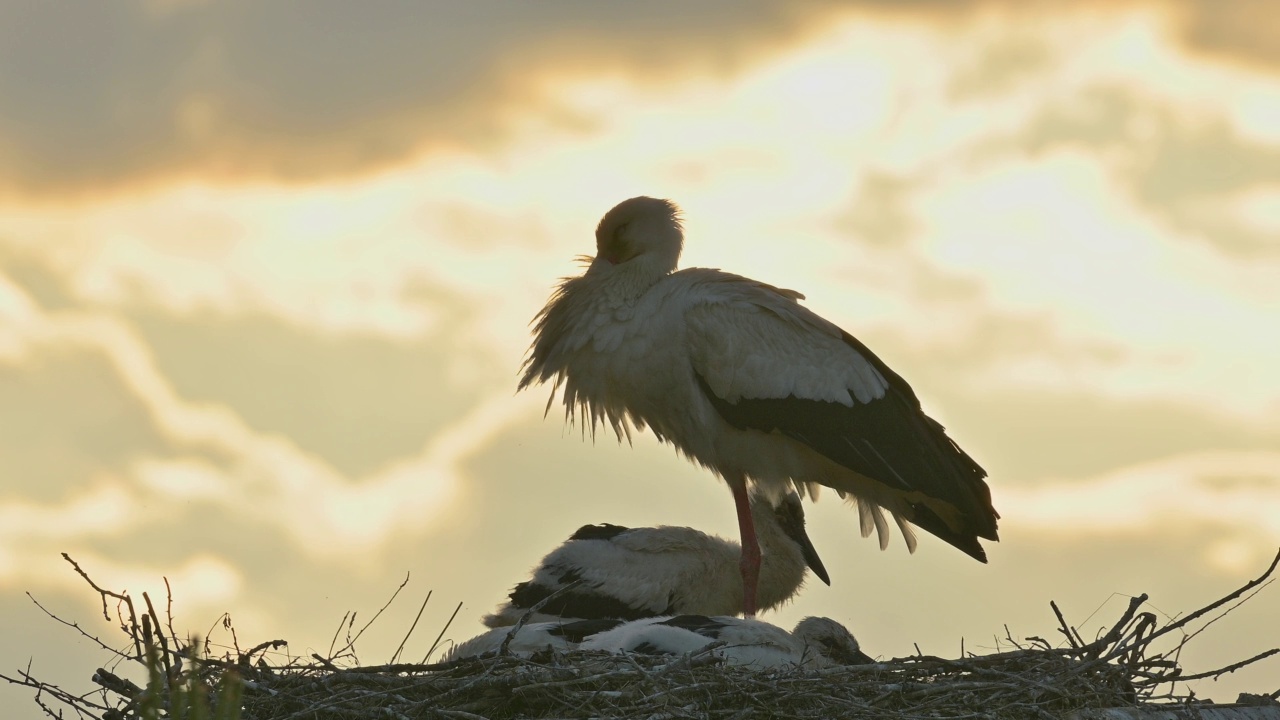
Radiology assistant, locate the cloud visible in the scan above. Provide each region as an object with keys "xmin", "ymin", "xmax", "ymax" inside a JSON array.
[
  {"xmin": 0, "ymin": 550, "xmax": 243, "ymax": 614},
  {"xmin": 0, "ymin": 342, "xmax": 171, "ymax": 503},
  {"xmin": 131, "ymin": 309, "xmax": 493, "ymax": 477},
  {"xmin": 996, "ymin": 85, "xmax": 1280, "ymax": 259},
  {"xmin": 1004, "ymin": 449, "xmax": 1280, "ymax": 529},
  {"xmin": 0, "ymin": 274, "xmax": 538, "ymax": 564},
  {"xmin": 4, "ymin": 1, "xmax": 1278, "ymax": 199},
  {"xmin": 0, "ymin": 484, "xmax": 138, "ymax": 541},
  {"xmin": 1000, "ymin": 450, "xmax": 1280, "ymax": 567},
  {"xmin": 1171, "ymin": 0, "xmax": 1280, "ymax": 73},
  {"xmin": 0, "ymin": 0, "xmax": 847, "ymax": 198}
]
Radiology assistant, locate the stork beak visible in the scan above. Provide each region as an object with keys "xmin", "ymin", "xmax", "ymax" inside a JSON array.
[
  {"xmin": 799, "ymin": 531, "xmax": 831, "ymax": 586},
  {"xmin": 772, "ymin": 493, "xmax": 831, "ymax": 586},
  {"xmin": 586, "ymin": 255, "xmax": 614, "ymax": 275},
  {"xmin": 842, "ymin": 647, "xmax": 875, "ymax": 666}
]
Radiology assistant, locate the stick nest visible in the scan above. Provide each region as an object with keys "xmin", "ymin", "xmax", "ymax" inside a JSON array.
[{"xmin": 5, "ymin": 551, "xmax": 1279, "ymax": 720}]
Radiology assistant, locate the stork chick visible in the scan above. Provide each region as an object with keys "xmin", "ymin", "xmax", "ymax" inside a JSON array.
[
  {"xmin": 580, "ymin": 614, "xmax": 874, "ymax": 670},
  {"xmin": 483, "ymin": 490, "xmax": 829, "ymax": 627}
]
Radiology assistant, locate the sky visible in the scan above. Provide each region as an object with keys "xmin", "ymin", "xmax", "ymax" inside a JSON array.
[{"xmin": 2, "ymin": 1, "xmax": 1279, "ymax": 715}]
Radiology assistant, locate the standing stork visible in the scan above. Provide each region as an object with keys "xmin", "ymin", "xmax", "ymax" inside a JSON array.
[{"xmin": 520, "ymin": 197, "xmax": 999, "ymax": 617}]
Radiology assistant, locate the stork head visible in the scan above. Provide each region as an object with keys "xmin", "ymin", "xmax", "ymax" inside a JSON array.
[
  {"xmin": 793, "ymin": 617, "xmax": 874, "ymax": 666},
  {"xmin": 765, "ymin": 491, "xmax": 831, "ymax": 586},
  {"xmin": 590, "ymin": 197, "xmax": 684, "ymax": 277}
]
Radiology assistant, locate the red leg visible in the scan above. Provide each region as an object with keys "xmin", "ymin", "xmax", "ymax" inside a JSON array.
[{"xmin": 729, "ymin": 477, "xmax": 761, "ymax": 618}]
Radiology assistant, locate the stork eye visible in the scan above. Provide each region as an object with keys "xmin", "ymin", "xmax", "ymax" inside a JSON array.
[{"xmin": 612, "ymin": 221, "xmax": 631, "ymax": 241}]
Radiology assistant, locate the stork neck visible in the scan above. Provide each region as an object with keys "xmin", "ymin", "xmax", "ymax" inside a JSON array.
[{"xmin": 749, "ymin": 496, "xmax": 810, "ymax": 605}]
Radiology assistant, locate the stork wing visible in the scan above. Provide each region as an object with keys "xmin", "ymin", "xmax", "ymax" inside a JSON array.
[{"xmin": 685, "ymin": 274, "xmax": 998, "ymax": 561}]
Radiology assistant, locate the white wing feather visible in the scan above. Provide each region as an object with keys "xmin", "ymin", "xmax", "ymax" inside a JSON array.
[{"xmin": 682, "ymin": 273, "xmax": 887, "ymax": 406}]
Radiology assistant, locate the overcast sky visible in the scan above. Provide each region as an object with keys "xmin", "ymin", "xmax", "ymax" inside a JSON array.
[{"xmin": 2, "ymin": 2, "xmax": 1278, "ymax": 716}]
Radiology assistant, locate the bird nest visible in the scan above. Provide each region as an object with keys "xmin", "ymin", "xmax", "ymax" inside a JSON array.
[{"xmin": 5, "ymin": 552, "xmax": 1279, "ymax": 720}]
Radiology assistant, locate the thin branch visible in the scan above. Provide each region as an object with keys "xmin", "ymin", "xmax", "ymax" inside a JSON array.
[
  {"xmin": 330, "ymin": 572, "xmax": 412, "ymax": 661},
  {"xmin": 326, "ymin": 610, "xmax": 352, "ymax": 659},
  {"xmin": 422, "ymin": 601, "xmax": 464, "ymax": 664},
  {"xmin": 1142, "ymin": 548, "xmax": 1280, "ymax": 648},
  {"xmin": 500, "ymin": 581, "xmax": 583, "ymax": 657},
  {"xmin": 1050, "ymin": 601, "xmax": 1081, "ymax": 649},
  {"xmin": 61, "ymin": 553, "xmax": 142, "ymax": 661},
  {"xmin": 1165, "ymin": 648, "xmax": 1280, "ymax": 683},
  {"xmin": 1179, "ymin": 579, "xmax": 1274, "ymax": 650},
  {"xmin": 1080, "ymin": 593, "xmax": 1149, "ymax": 660},
  {"xmin": 391, "ymin": 591, "xmax": 431, "ymax": 665},
  {"xmin": 24, "ymin": 593, "xmax": 125, "ymax": 657},
  {"xmin": 142, "ymin": 592, "xmax": 171, "ymax": 681}
]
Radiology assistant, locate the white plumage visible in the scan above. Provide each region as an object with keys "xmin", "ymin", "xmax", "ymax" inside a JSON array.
[
  {"xmin": 521, "ymin": 197, "xmax": 999, "ymax": 617},
  {"xmin": 442, "ymin": 618, "xmax": 619, "ymax": 663},
  {"xmin": 579, "ymin": 615, "xmax": 873, "ymax": 670},
  {"xmin": 443, "ymin": 615, "xmax": 871, "ymax": 671},
  {"xmin": 483, "ymin": 490, "xmax": 829, "ymax": 627}
]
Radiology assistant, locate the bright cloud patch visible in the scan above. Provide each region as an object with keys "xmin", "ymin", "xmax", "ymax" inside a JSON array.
[
  {"xmin": 1001, "ymin": 450, "xmax": 1280, "ymax": 572},
  {"xmin": 0, "ymin": 277, "xmax": 533, "ymax": 562}
]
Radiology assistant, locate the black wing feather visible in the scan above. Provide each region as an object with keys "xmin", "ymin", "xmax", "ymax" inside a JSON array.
[
  {"xmin": 506, "ymin": 580, "xmax": 671, "ymax": 621},
  {"xmin": 695, "ymin": 331, "xmax": 998, "ymax": 562},
  {"xmin": 546, "ymin": 618, "xmax": 626, "ymax": 642},
  {"xmin": 657, "ymin": 615, "xmax": 731, "ymax": 638}
]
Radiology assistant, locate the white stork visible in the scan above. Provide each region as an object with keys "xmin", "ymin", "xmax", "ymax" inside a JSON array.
[
  {"xmin": 442, "ymin": 618, "xmax": 622, "ymax": 662},
  {"xmin": 578, "ymin": 615, "xmax": 873, "ymax": 669},
  {"xmin": 520, "ymin": 197, "xmax": 999, "ymax": 617},
  {"xmin": 444, "ymin": 615, "xmax": 871, "ymax": 670},
  {"xmin": 482, "ymin": 490, "xmax": 829, "ymax": 627}
]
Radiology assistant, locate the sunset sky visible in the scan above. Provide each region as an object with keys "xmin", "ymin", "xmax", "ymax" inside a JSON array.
[{"xmin": 2, "ymin": 2, "xmax": 1278, "ymax": 715}]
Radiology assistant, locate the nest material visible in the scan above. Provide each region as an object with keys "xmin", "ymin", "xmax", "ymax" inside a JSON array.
[
  {"xmin": 3, "ymin": 551, "xmax": 1279, "ymax": 720},
  {"xmin": 230, "ymin": 645, "xmax": 1141, "ymax": 720}
]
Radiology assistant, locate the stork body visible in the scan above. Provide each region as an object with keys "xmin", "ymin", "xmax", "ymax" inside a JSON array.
[
  {"xmin": 483, "ymin": 490, "xmax": 829, "ymax": 627},
  {"xmin": 442, "ymin": 618, "xmax": 622, "ymax": 662},
  {"xmin": 445, "ymin": 615, "xmax": 870, "ymax": 670},
  {"xmin": 579, "ymin": 615, "xmax": 873, "ymax": 669},
  {"xmin": 520, "ymin": 197, "xmax": 999, "ymax": 616}
]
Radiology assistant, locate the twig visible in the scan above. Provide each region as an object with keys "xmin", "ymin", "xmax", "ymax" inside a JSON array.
[
  {"xmin": 61, "ymin": 553, "xmax": 143, "ymax": 661},
  {"xmin": 1050, "ymin": 601, "xmax": 1082, "ymax": 649},
  {"xmin": 1179, "ymin": 579, "xmax": 1275, "ymax": 652},
  {"xmin": 241, "ymin": 639, "xmax": 289, "ymax": 666},
  {"xmin": 310, "ymin": 653, "xmax": 340, "ymax": 672},
  {"xmin": 1080, "ymin": 593, "xmax": 1149, "ymax": 660},
  {"xmin": 23, "ymin": 593, "xmax": 125, "ymax": 657},
  {"xmin": 422, "ymin": 601, "xmax": 464, "ymax": 664},
  {"xmin": 164, "ymin": 576, "xmax": 177, "ymax": 641},
  {"xmin": 329, "ymin": 572, "xmax": 412, "ymax": 662},
  {"xmin": 1141, "ymin": 548, "xmax": 1280, "ymax": 649},
  {"xmin": 326, "ymin": 610, "xmax": 352, "ymax": 659},
  {"xmin": 1160, "ymin": 648, "xmax": 1280, "ymax": 683},
  {"xmin": 142, "ymin": 592, "xmax": 172, "ymax": 681},
  {"xmin": 391, "ymin": 591, "xmax": 431, "ymax": 664},
  {"xmin": 497, "ymin": 580, "xmax": 582, "ymax": 657}
]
